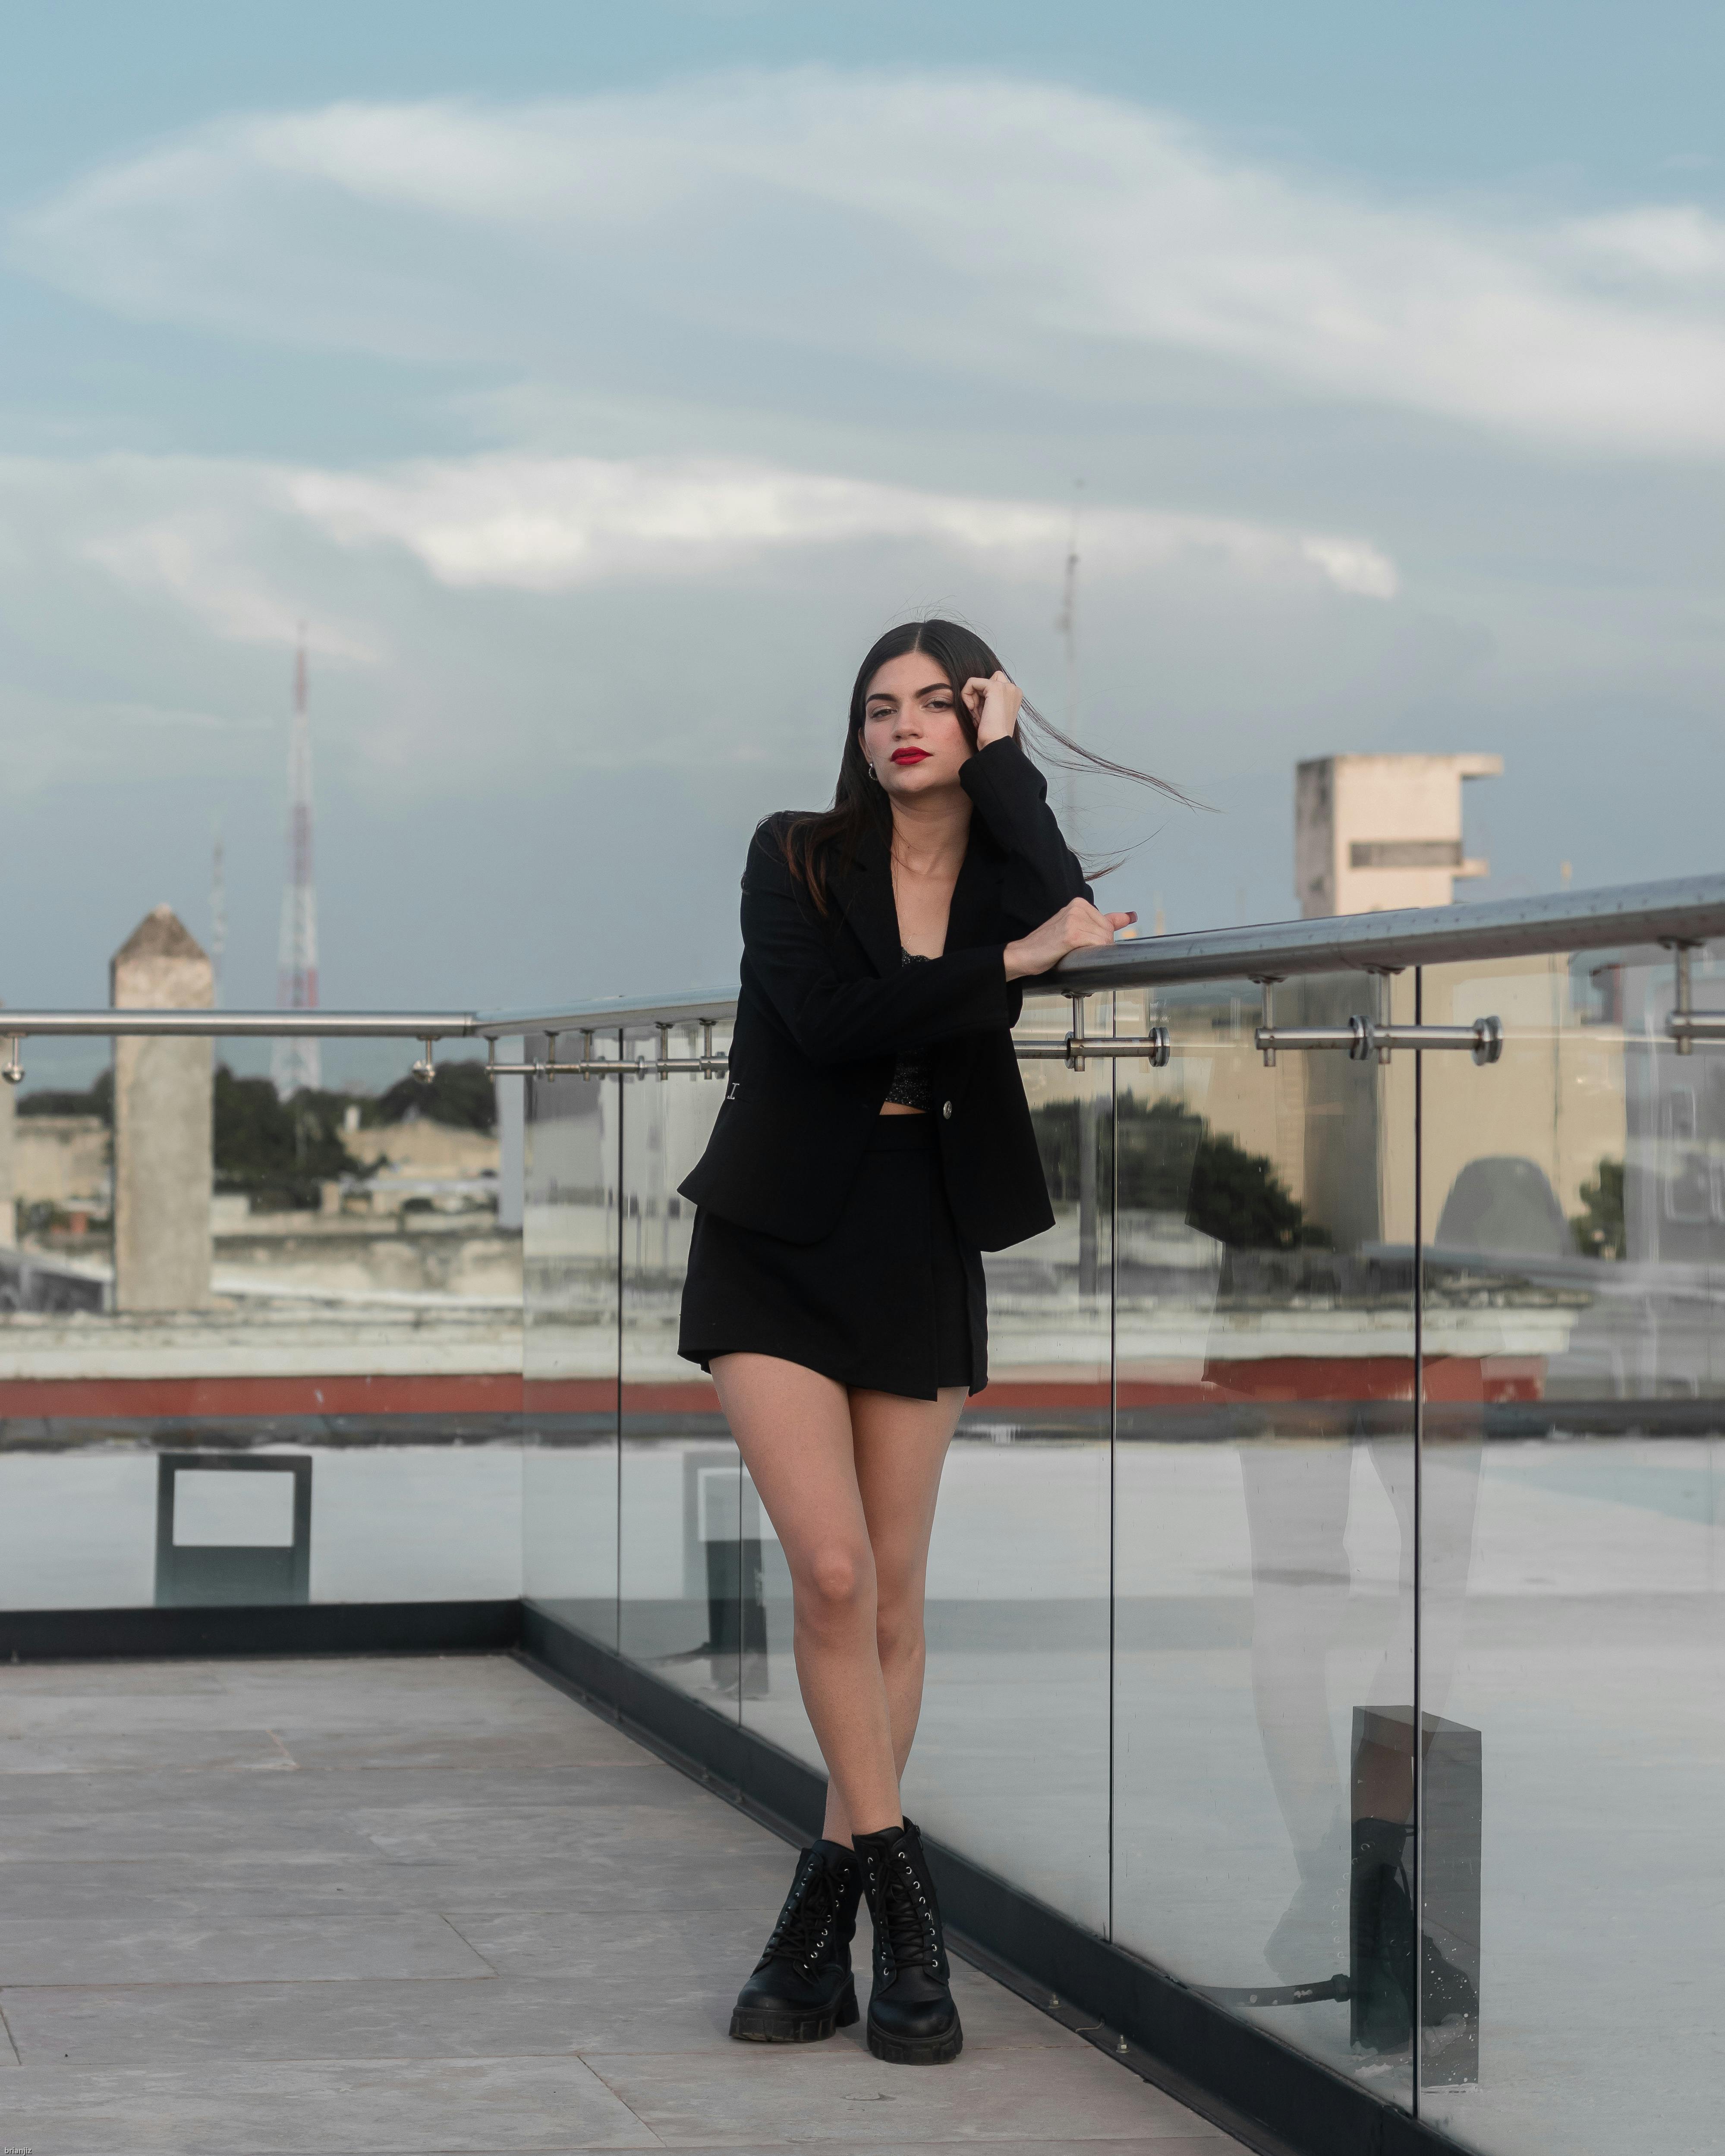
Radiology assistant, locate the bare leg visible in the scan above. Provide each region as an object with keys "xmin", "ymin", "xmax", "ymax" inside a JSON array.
[
  {"xmin": 713, "ymin": 1354, "xmax": 899, "ymax": 1835},
  {"xmin": 712, "ymin": 1353, "xmax": 961, "ymax": 1845},
  {"xmin": 827, "ymin": 1384, "xmax": 964, "ymax": 1844}
]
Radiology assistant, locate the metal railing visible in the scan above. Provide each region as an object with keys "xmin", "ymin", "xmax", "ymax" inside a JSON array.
[{"xmin": 6, "ymin": 870, "xmax": 1725, "ymax": 1086}]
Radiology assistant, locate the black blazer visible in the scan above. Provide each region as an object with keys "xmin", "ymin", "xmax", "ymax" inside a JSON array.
[{"xmin": 679, "ymin": 735, "xmax": 1091, "ymax": 1250}]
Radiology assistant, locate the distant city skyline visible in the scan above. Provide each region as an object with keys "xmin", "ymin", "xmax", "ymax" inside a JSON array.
[{"xmin": 2, "ymin": 3, "xmax": 1722, "ymax": 1090}]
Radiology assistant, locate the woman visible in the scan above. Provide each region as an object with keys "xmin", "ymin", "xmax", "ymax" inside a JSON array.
[{"xmin": 678, "ymin": 619, "xmax": 1140, "ymax": 2066}]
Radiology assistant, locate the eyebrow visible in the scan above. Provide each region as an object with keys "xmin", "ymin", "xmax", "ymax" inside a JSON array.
[{"xmin": 865, "ymin": 684, "xmax": 952, "ymax": 705}]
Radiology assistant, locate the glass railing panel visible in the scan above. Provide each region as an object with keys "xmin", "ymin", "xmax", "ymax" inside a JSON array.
[
  {"xmin": 522, "ymin": 1039, "xmax": 620, "ymax": 1647},
  {"xmin": 618, "ymin": 1025, "xmax": 741, "ymax": 1707},
  {"xmin": 2, "ymin": 1041, "xmax": 525, "ymax": 1614},
  {"xmin": 910, "ymin": 990, "xmax": 1114, "ymax": 1930},
  {"xmin": 730, "ymin": 995, "xmax": 1115, "ymax": 1933},
  {"xmin": 1111, "ymin": 972, "xmax": 1417, "ymax": 2113},
  {"xmin": 1416, "ymin": 950, "xmax": 1725, "ymax": 2153}
]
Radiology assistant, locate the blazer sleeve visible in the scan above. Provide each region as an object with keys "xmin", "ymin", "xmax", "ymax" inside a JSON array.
[
  {"xmin": 741, "ymin": 826, "xmax": 1014, "ymax": 1067},
  {"xmin": 959, "ymin": 735, "xmax": 1093, "ymax": 928}
]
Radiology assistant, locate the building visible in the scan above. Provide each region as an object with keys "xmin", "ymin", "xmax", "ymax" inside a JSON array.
[{"xmin": 1296, "ymin": 752, "xmax": 1502, "ymax": 917}]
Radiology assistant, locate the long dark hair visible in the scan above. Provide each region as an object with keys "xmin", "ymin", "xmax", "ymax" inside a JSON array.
[{"xmin": 780, "ymin": 618, "xmax": 1189, "ymax": 911}]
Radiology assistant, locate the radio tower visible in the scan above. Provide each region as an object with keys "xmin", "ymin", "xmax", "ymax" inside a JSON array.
[
  {"xmin": 209, "ymin": 818, "xmax": 227, "ymax": 1007},
  {"xmin": 272, "ymin": 631, "xmax": 321, "ymax": 1097}
]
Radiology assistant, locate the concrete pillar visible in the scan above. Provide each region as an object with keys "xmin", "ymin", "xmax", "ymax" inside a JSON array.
[
  {"xmin": 111, "ymin": 906, "xmax": 213, "ymax": 1311},
  {"xmin": 0, "ymin": 1005, "xmax": 14, "ymax": 1248}
]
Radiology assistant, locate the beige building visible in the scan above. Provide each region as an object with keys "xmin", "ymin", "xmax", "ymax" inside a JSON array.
[
  {"xmin": 1296, "ymin": 752, "xmax": 1501, "ymax": 918},
  {"xmin": 12, "ymin": 1117, "xmax": 110, "ymax": 1217},
  {"xmin": 1108, "ymin": 751, "xmax": 1625, "ymax": 1258}
]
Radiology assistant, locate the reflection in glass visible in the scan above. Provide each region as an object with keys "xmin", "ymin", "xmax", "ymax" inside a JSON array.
[
  {"xmin": 1113, "ymin": 973, "xmax": 1416, "ymax": 2112},
  {"xmin": 920, "ymin": 990, "xmax": 1114, "ymax": 1930},
  {"xmin": 1418, "ymin": 953, "xmax": 1725, "ymax": 2153},
  {"xmin": 619, "ymin": 1026, "xmax": 743, "ymax": 1708},
  {"xmin": 521, "ymin": 1036, "xmax": 621, "ymax": 1648}
]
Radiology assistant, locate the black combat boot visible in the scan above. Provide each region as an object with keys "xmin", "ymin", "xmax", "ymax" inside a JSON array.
[
  {"xmin": 853, "ymin": 1817, "xmax": 963, "ymax": 2064},
  {"xmin": 729, "ymin": 1839, "xmax": 862, "ymax": 2043}
]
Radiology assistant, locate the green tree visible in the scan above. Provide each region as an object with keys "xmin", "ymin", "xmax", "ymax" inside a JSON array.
[
  {"xmin": 1186, "ymin": 1125, "xmax": 1319, "ymax": 1250},
  {"xmin": 214, "ymin": 1067, "xmax": 359, "ymax": 1212},
  {"xmin": 17, "ymin": 1070, "xmax": 113, "ymax": 1122},
  {"xmin": 371, "ymin": 1059, "xmax": 496, "ymax": 1133},
  {"xmin": 1571, "ymin": 1157, "xmax": 1624, "ymax": 1259},
  {"xmin": 1030, "ymin": 1094, "xmax": 1325, "ymax": 1250}
]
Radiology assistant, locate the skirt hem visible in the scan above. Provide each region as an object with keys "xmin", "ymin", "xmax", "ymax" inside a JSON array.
[{"xmin": 677, "ymin": 1341, "xmax": 985, "ymax": 1403}]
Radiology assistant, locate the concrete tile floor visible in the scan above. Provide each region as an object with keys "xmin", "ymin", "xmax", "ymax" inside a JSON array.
[{"xmin": 0, "ymin": 1653, "xmax": 1249, "ymax": 2155}]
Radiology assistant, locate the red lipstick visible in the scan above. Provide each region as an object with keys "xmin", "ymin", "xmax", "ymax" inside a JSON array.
[{"xmin": 890, "ymin": 748, "xmax": 930, "ymax": 765}]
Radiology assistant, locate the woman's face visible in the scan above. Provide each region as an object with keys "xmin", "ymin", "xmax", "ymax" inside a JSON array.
[{"xmin": 859, "ymin": 652, "xmax": 973, "ymax": 799}]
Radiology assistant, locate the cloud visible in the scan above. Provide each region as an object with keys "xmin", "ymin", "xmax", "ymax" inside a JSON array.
[
  {"xmin": 82, "ymin": 507, "xmax": 383, "ymax": 662},
  {"xmin": 1564, "ymin": 206, "xmax": 1725, "ymax": 284},
  {"xmin": 283, "ymin": 451, "xmax": 1398, "ymax": 599},
  {"xmin": 14, "ymin": 71, "xmax": 1725, "ymax": 455},
  {"xmin": 0, "ymin": 444, "xmax": 1404, "ymax": 818}
]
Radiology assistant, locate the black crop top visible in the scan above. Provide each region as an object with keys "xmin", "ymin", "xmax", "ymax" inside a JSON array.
[{"xmin": 882, "ymin": 951, "xmax": 936, "ymax": 1112}]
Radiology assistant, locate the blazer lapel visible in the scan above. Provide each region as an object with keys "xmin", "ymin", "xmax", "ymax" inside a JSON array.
[
  {"xmin": 944, "ymin": 826, "xmax": 998, "ymax": 954},
  {"xmin": 833, "ymin": 829, "xmax": 902, "ymax": 979}
]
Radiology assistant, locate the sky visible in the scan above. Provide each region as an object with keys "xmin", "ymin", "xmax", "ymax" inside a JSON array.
[{"xmin": 2, "ymin": 0, "xmax": 1722, "ymax": 1089}]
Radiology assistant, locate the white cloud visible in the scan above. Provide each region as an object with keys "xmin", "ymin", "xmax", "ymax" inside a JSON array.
[
  {"xmin": 82, "ymin": 507, "xmax": 382, "ymax": 662},
  {"xmin": 1564, "ymin": 206, "xmax": 1725, "ymax": 284},
  {"xmin": 282, "ymin": 451, "xmax": 1398, "ymax": 599},
  {"xmin": 0, "ymin": 446, "xmax": 1400, "ymax": 809},
  {"xmin": 14, "ymin": 71, "xmax": 1725, "ymax": 454}
]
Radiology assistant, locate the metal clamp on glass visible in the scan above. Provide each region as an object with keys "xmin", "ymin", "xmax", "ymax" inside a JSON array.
[
  {"xmin": 485, "ymin": 1023, "xmax": 728, "ymax": 1083},
  {"xmin": 1, "ymin": 1037, "xmax": 22, "ymax": 1086},
  {"xmin": 1254, "ymin": 1013, "xmax": 1503, "ymax": 1067},
  {"xmin": 1663, "ymin": 942, "xmax": 1725, "ymax": 1056},
  {"xmin": 652, "ymin": 1019, "xmax": 727, "ymax": 1081},
  {"xmin": 1013, "ymin": 995, "xmax": 1171, "ymax": 1073}
]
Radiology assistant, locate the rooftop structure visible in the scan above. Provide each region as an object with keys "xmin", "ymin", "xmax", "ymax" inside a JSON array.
[{"xmin": 1296, "ymin": 751, "xmax": 1502, "ymax": 917}]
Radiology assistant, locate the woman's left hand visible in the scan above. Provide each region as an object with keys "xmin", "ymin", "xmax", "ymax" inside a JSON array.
[{"xmin": 963, "ymin": 672, "xmax": 1022, "ymax": 748}]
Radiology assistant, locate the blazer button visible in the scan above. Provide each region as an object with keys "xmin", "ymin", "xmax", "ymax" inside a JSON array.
[{"xmin": 941, "ymin": 1100, "xmax": 953, "ymax": 1120}]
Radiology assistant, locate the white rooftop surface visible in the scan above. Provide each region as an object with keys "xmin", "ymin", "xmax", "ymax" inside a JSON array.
[{"xmin": 0, "ymin": 1653, "xmax": 1248, "ymax": 2156}]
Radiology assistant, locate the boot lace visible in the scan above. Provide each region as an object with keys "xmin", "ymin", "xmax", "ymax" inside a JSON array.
[
  {"xmin": 764, "ymin": 1857, "xmax": 847, "ymax": 1977},
  {"xmin": 870, "ymin": 1844, "xmax": 944, "ymax": 1980}
]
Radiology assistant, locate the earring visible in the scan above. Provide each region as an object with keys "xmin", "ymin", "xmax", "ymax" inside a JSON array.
[{"xmin": 867, "ymin": 761, "xmax": 878, "ymax": 781}]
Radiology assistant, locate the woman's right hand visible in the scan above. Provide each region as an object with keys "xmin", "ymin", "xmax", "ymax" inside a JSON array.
[{"xmin": 1003, "ymin": 899, "xmax": 1139, "ymax": 981}]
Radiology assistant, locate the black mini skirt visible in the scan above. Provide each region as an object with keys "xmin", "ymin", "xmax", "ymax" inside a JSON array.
[{"xmin": 678, "ymin": 1114, "xmax": 988, "ymax": 1399}]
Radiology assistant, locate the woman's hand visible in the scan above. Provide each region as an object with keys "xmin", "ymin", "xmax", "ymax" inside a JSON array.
[
  {"xmin": 1003, "ymin": 898, "xmax": 1139, "ymax": 981},
  {"xmin": 963, "ymin": 671, "xmax": 1022, "ymax": 748}
]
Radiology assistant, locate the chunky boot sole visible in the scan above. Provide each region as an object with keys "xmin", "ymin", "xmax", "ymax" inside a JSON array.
[
  {"xmin": 730, "ymin": 1982, "xmax": 858, "ymax": 2044},
  {"xmin": 866, "ymin": 2016, "xmax": 964, "ymax": 2065}
]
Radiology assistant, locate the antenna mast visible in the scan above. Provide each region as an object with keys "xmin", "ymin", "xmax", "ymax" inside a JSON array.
[
  {"xmin": 272, "ymin": 630, "xmax": 321, "ymax": 1096},
  {"xmin": 210, "ymin": 818, "xmax": 227, "ymax": 1008},
  {"xmin": 1053, "ymin": 478, "xmax": 1084, "ymax": 824}
]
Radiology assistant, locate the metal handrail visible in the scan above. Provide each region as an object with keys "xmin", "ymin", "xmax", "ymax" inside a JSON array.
[
  {"xmin": 477, "ymin": 870, "xmax": 1725, "ymax": 1029},
  {"xmin": 6, "ymin": 872, "xmax": 1723, "ymax": 1058},
  {"xmin": 1050, "ymin": 871, "xmax": 1725, "ymax": 993},
  {"xmin": 0, "ymin": 1011, "xmax": 478, "ymax": 1039}
]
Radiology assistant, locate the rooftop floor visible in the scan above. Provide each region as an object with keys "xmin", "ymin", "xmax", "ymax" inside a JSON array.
[{"xmin": 0, "ymin": 1651, "xmax": 1247, "ymax": 2155}]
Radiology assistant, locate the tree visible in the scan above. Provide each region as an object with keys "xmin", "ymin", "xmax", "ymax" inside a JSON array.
[
  {"xmin": 214, "ymin": 1067, "xmax": 359, "ymax": 1212},
  {"xmin": 17, "ymin": 1070, "xmax": 113, "ymax": 1122},
  {"xmin": 1185, "ymin": 1124, "xmax": 1319, "ymax": 1250},
  {"xmin": 371, "ymin": 1059, "xmax": 496, "ymax": 1133},
  {"xmin": 1030, "ymin": 1093, "xmax": 1326, "ymax": 1251},
  {"xmin": 1571, "ymin": 1157, "xmax": 1624, "ymax": 1260}
]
